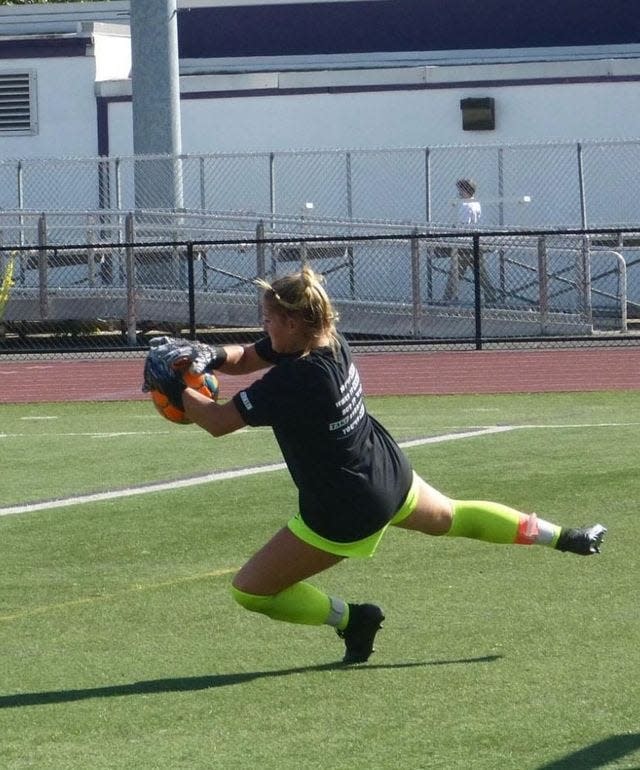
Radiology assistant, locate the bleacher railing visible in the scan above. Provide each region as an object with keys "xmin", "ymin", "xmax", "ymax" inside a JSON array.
[{"xmin": 0, "ymin": 214, "xmax": 636, "ymax": 356}]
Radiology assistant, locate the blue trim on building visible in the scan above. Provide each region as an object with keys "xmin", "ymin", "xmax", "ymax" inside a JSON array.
[
  {"xmin": 0, "ymin": 37, "xmax": 90, "ymax": 59},
  {"xmin": 177, "ymin": 0, "xmax": 640, "ymax": 59},
  {"xmin": 96, "ymin": 72, "xmax": 640, "ymax": 107},
  {"xmin": 96, "ymin": 96, "xmax": 110, "ymax": 158}
]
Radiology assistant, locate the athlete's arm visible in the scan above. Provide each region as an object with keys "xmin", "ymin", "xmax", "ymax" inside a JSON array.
[
  {"xmin": 184, "ymin": 342, "xmax": 271, "ymax": 436},
  {"xmin": 183, "ymin": 389, "xmax": 246, "ymax": 437},
  {"xmin": 214, "ymin": 343, "xmax": 271, "ymax": 376}
]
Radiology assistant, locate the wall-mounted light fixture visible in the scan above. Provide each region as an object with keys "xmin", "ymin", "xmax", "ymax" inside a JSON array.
[{"xmin": 460, "ymin": 97, "xmax": 495, "ymax": 131}]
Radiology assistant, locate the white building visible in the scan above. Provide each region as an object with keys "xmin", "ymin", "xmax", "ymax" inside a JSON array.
[
  {"xmin": 1, "ymin": 1, "xmax": 637, "ymax": 334},
  {"xmin": 1, "ymin": 0, "xmax": 640, "ymax": 157}
]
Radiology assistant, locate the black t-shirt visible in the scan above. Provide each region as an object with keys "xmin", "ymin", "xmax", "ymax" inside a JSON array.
[{"xmin": 232, "ymin": 333, "xmax": 413, "ymax": 542}]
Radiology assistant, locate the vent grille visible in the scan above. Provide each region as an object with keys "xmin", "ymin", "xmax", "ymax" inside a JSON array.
[{"xmin": 0, "ymin": 72, "xmax": 36, "ymax": 134}]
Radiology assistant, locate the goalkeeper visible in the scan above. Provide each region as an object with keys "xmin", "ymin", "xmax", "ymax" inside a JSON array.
[{"xmin": 144, "ymin": 266, "xmax": 606, "ymax": 665}]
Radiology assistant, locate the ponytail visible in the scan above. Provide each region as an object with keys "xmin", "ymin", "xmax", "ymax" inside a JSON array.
[{"xmin": 256, "ymin": 266, "xmax": 339, "ymax": 349}]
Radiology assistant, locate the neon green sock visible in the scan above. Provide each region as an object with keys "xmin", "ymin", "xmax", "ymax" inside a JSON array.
[
  {"xmin": 231, "ymin": 582, "xmax": 347, "ymax": 627},
  {"xmin": 447, "ymin": 500, "xmax": 561, "ymax": 546}
]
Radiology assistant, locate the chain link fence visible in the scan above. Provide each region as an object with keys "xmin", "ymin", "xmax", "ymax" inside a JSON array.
[
  {"xmin": 0, "ymin": 212, "xmax": 637, "ymax": 357},
  {"xmin": 1, "ymin": 139, "xmax": 640, "ymax": 228},
  {"xmin": 1, "ymin": 137, "xmax": 639, "ymax": 356}
]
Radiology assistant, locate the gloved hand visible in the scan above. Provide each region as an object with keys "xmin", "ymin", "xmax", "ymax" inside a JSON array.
[{"xmin": 147, "ymin": 336, "xmax": 227, "ymax": 375}]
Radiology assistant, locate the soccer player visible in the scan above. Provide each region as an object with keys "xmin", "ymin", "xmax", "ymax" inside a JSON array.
[{"xmin": 144, "ymin": 266, "xmax": 606, "ymax": 664}]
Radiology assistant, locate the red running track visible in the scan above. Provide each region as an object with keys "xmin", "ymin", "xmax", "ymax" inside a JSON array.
[{"xmin": 0, "ymin": 347, "xmax": 638, "ymax": 404}]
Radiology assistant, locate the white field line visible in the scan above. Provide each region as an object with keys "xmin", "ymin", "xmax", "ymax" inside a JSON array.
[
  {"xmin": 0, "ymin": 431, "xmax": 176, "ymax": 439},
  {"xmin": 1, "ymin": 422, "xmax": 637, "ymax": 518},
  {"xmin": 0, "ymin": 426, "xmax": 259, "ymax": 439}
]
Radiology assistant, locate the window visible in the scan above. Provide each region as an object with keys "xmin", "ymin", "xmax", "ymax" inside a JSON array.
[{"xmin": 0, "ymin": 71, "xmax": 37, "ymax": 135}]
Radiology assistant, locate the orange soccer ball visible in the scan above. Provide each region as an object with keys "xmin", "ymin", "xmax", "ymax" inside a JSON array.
[{"xmin": 150, "ymin": 371, "xmax": 220, "ymax": 425}]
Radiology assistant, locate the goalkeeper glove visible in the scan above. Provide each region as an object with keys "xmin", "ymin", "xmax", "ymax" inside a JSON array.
[
  {"xmin": 148, "ymin": 336, "xmax": 228, "ymax": 375},
  {"xmin": 142, "ymin": 345, "xmax": 187, "ymax": 410}
]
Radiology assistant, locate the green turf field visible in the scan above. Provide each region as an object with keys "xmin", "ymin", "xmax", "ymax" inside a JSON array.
[{"xmin": 1, "ymin": 391, "xmax": 639, "ymax": 769}]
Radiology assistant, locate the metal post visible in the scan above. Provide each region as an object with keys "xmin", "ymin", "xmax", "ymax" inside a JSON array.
[
  {"xmin": 497, "ymin": 147, "xmax": 506, "ymax": 296},
  {"xmin": 256, "ymin": 220, "xmax": 266, "ymax": 324},
  {"xmin": 87, "ymin": 218, "xmax": 96, "ymax": 288},
  {"xmin": 577, "ymin": 142, "xmax": 588, "ymax": 228},
  {"xmin": 614, "ymin": 250, "xmax": 628, "ymax": 332},
  {"xmin": 37, "ymin": 213, "xmax": 48, "ymax": 320},
  {"xmin": 187, "ymin": 241, "xmax": 196, "ymax": 339},
  {"xmin": 269, "ymin": 152, "xmax": 277, "ymax": 274},
  {"xmin": 256, "ymin": 220, "xmax": 266, "ymax": 278},
  {"xmin": 124, "ymin": 212, "xmax": 137, "ymax": 345},
  {"xmin": 115, "ymin": 158, "xmax": 122, "ymax": 212},
  {"xmin": 269, "ymin": 152, "xmax": 276, "ymax": 219},
  {"xmin": 497, "ymin": 147, "xmax": 504, "ymax": 227},
  {"xmin": 537, "ymin": 236, "xmax": 548, "ymax": 330},
  {"xmin": 345, "ymin": 151, "xmax": 355, "ymax": 298},
  {"xmin": 17, "ymin": 161, "xmax": 25, "ymax": 281},
  {"xmin": 411, "ymin": 229, "xmax": 421, "ymax": 338},
  {"xmin": 16, "ymin": 160, "xmax": 23, "ymax": 211},
  {"xmin": 424, "ymin": 147, "xmax": 431, "ymax": 222},
  {"xmin": 345, "ymin": 151, "xmax": 353, "ymax": 221},
  {"xmin": 581, "ymin": 235, "xmax": 593, "ymax": 323},
  {"xmin": 424, "ymin": 148, "xmax": 433, "ymax": 300},
  {"xmin": 199, "ymin": 156, "xmax": 206, "ymax": 211},
  {"xmin": 130, "ymin": 0, "xmax": 183, "ymax": 210},
  {"xmin": 473, "ymin": 234, "xmax": 482, "ymax": 349}
]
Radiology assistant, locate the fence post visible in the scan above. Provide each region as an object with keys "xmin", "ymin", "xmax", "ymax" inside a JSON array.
[
  {"xmin": 115, "ymin": 157, "xmax": 122, "ymax": 210},
  {"xmin": 577, "ymin": 142, "xmax": 587, "ymax": 228},
  {"xmin": 16, "ymin": 160, "xmax": 23, "ymax": 211},
  {"xmin": 256, "ymin": 220, "xmax": 266, "ymax": 325},
  {"xmin": 124, "ymin": 212, "xmax": 137, "ymax": 345},
  {"xmin": 424, "ymin": 147, "xmax": 431, "ymax": 222},
  {"xmin": 473, "ymin": 234, "xmax": 482, "ymax": 350},
  {"xmin": 616, "ymin": 251, "xmax": 628, "ymax": 332},
  {"xmin": 269, "ymin": 152, "xmax": 277, "ymax": 274},
  {"xmin": 580, "ymin": 236, "xmax": 593, "ymax": 323},
  {"xmin": 17, "ymin": 161, "xmax": 25, "ymax": 249},
  {"xmin": 187, "ymin": 241, "xmax": 196, "ymax": 339},
  {"xmin": 256, "ymin": 220, "xmax": 266, "ymax": 278},
  {"xmin": 537, "ymin": 235, "xmax": 548, "ymax": 329},
  {"xmin": 345, "ymin": 151, "xmax": 356, "ymax": 298},
  {"xmin": 411, "ymin": 229, "xmax": 421, "ymax": 337},
  {"xmin": 345, "ymin": 151, "xmax": 353, "ymax": 221},
  {"xmin": 37, "ymin": 213, "xmax": 48, "ymax": 320},
  {"xmin": 199, "ymin": 156, "xmax": 206, "ymax": 211},
  {"xmin": 269, "ymin": 152, "xmax": 276, "ymax": 218},
  {"xmin": 87, "ymin": 217, "xmax": 96, "ymax": 288}
]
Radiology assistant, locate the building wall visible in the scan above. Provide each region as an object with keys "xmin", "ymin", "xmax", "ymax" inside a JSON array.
[
  {"xmin": 1, "ymin": 2, "xmax": 639, "ymax": 161},
  {"xmin": 101, "ymin": 66, "xmax": 640, "ymax": 156},
  {"xmin": 1, "ymin": 2, "xmax": 640, "ymax": 230},
  {"xmin": 0, "ymin": 55, "xmax": 97, "ymax": 161},
  {"xmin": 0, "ymin": 26, "xmax": 131, "ymax": 162}
]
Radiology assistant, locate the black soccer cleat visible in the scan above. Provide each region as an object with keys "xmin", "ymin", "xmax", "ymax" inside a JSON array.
[
  {"xmin": 556, "ymin": 524, "xmax": 607, "ymax": 555},
  {"xmin": 337, "ymin": 603, "xmax": 385, "ymax": 664}
]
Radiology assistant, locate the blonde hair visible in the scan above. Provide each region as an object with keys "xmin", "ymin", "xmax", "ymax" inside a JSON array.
[{"xmin": 256, "ymin": 266, "xmax": 339, "ymax": 349}]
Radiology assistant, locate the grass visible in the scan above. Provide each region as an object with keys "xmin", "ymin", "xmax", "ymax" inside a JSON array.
[{"xmin": 1, "ymin": 391, "xmax": 639, "ymax": 769}]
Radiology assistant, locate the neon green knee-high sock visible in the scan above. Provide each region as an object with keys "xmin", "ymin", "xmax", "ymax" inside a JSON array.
[
  {"xmin": 231, "ymin": 582, "xmax": 347, "ymax": 627},
  {"xmin": 447, "ymin": 500, "xmax": 561, "ymax": 546}
]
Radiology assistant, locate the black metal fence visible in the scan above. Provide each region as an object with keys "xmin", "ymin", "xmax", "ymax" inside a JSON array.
[{"xmin": 1, "ymin": 226, "xmax": 638, "ymax": 357}]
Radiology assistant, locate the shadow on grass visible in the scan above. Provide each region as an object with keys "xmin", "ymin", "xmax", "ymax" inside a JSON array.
[
  {"xmin": 537, "ymin": 733, "xmax": 640, "ymax": 769},
  {"xmin": 0, "ymin": 654, "xmax": 500, "ymax": 709}
]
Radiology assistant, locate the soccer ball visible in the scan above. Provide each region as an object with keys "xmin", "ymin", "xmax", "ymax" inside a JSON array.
[{"xmin": 150, "ymin": 371, "xmax": 220, "ymax": 425}]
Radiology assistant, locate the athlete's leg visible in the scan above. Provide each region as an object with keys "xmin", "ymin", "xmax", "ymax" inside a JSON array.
[
  {"xmin": 231, "ymin": 527, "xmax": 348, "ymax": 627},
  {"xmin": 394, "ymin": 474, "xmax": 562, "ymax": 546}
]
